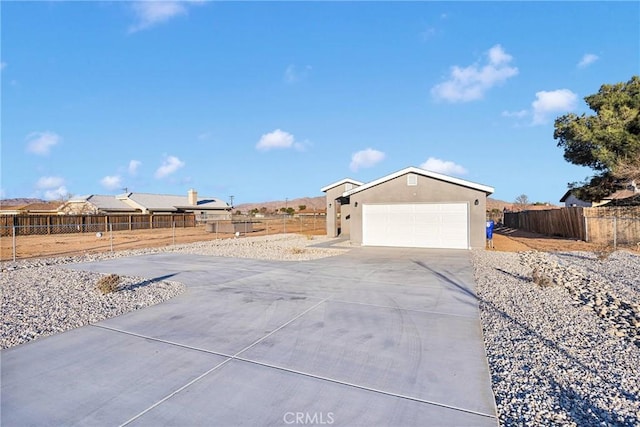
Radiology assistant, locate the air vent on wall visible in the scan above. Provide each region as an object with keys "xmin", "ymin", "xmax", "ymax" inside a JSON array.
[{"xmin": 407, "ymin": 174, "xmax": 418, "ymax": 186}]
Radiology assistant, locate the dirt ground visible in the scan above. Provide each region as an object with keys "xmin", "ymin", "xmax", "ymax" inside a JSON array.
[
  {"xmin": 2, "ymin": 223, "xmax": 637, "ymax": 261},
  {"xmin": 1, "ymin": 221, "xmax": 326, "ymax": 261},
  {"xmin": 490, "ymin": 227, "xmax": 639, "ymax": 254}
]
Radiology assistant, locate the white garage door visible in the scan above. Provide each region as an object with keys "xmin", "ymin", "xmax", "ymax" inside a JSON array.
[{"xmin": 362, "ymin": 203, "xmax": 469, "ymax": 249}]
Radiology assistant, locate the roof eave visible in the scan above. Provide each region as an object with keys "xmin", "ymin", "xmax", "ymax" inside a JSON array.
[{"xmin": 342, "ymin": 166, "xmax": 494, "ymax": 197}]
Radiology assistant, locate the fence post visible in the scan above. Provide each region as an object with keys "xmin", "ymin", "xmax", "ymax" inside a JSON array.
[
  {"xmin": 110, "ymin": 223, "xmax": 113, "ymax": 253},
  {"xmin": 172, "ymin": 221, "xmax": 176, "ymax": 245},
  {"xmin": 613, "ymin": 217, "xmax": 617, "ymax": 250},
  {"xmin": 12, "ymin": 226, "xmax": 16, "ymax": 262},
  {"xmin": 584, "ymin": 216, "xmax": 589, "ymax": 242}
]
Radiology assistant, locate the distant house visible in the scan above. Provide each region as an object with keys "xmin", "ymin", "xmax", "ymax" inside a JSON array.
[
  {"xmin": 61, "ymin": 195, "xmax": 138, "ymax": 215},
  {"xmin": 294, "ymin": 208, "xmax": 327, "ymax": 218},
  {"xmin": 60, "ymin": 189, "xmax": 232, "ymax": 219},
  {"xmin": 0, "ymin": 202, "xmax": 63, "ymax": 215},
  {"xmin": 560, "ymin": 181, "xmax": 640, "ymax": 207}
]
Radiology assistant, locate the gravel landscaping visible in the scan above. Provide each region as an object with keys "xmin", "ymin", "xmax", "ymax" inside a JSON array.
[
  {"xmin": 2, "ymin": 233, "xmax": 638, "ymax": 426},
  {"xmin": 1, "ymin": 235, "xmax": 346, "ymax": 350},
  {"xmin": 473, "ymin": 249, "xmax": 640, "ymax": 426}
]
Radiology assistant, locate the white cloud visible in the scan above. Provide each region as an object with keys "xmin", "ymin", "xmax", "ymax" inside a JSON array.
[
  {"xmin": 256, "ymin": 129, "xmax": 295, "ymax": 151},
  {"xmin": 578, "ymin": 53, "xmax": 599, "ymax": 68},
  {"xmin": 284, "ymin": 64, "xmax": 312, "ymax": 83},
  {"xmin": 44, "ymin": 186, "xmax": 69, "ymax": 201},
  {"xmin": 155, "ymin": 155, "xmax": 185, "ymax": 179},
  {"xmin": 35, "ymin": 175, "xmax": 68, "ymax": 200},
  {"xmin": 349, "ymin": 148, "xmax": 385, "ymax": 172},
  {"xmin": 128, "ymin": 160, "xmax": 141, "ymax": 175},
  {"xmin": 36, "ymin": 176, "xmax": 65, "ymax": 189},
  {"xmin": 101, "ymin": 175, "xmax": 123, "ymax": 190},
  {"xmin": 431, "ymin": 44, "xmax": 519, "ymax": 103},
  {"xmin": 197, "ymin": 131, "xmax": 212, "ymax": 141},
  {"xmin": 420, "ymin": 157, "xmax": 467, "ymax": 176},
  {"xmin": 129, "ymin": 1, "xmax": 203, "ymax": 33},
  {"xmin": 26, "ymin": 131, "xmax": 61, "ymax": 155},
  {"xmin": 532, "ymin": 89, "xmax": 578, "ymax": 125},
  {"xmin": 501, "ymin": 110, "xmax": 528, "ymax": 119}
]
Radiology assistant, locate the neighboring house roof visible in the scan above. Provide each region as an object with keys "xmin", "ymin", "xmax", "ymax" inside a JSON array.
[
  {"xmin": 297, "ymin": 208, "xmax": 327, "ymax": 215},
  {"xmin": 342, "ymin": 166, "xmax": 495, "ymax": 197},
  {"xmin": 561, "ymin": 187, "xmax": 638, "ymax": 204},
  {"xmin": 559, "ymin": 190, "xmax": 575, "ymax": 203},
  {"xmin": 85, "ymin": 195, "xmax": 137, "ymax": 211},
  {"xmin": 603, "ymin": 193, "xmax": 640, "ymax": 206},
  {"xmin": 22, "ymin": 202, "xmax": 63, "ymax": 212},
  {"xmin": 320, "ymin": 179, "xmax": 365, "ymax": 193},
  {"xmin": 122, "ymin": 193, "xmax": 230, "ymax": 212},
  {"xmin": 0, "ymin": 202, "xmax": 62, "ymax": 214},
  {"xmin": 604, "ymin": 189, "xmax": 637, "ymax": 201}
]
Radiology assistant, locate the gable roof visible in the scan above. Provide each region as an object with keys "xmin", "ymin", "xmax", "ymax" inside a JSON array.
[
  {"xmin": 123, "ymin": 193, "xmax": 230, "ymax": 212},
  {"xmin": 342, "ymin": 166, "xmax": 494, "ymax": 197},
  {"xmin": 86, "ymin": 195, "xmax": 137, "ymax": 211},
  {"xmin": 559, "ymin": 190, "xmax": 576, "ymax": 203},
  {"xmin": 320, "ymin": 178, "xmax": 365, "ymax": 193},
  {"xmin": 560, "ymin": 188, "xmax": 638, "ymax": 203}
]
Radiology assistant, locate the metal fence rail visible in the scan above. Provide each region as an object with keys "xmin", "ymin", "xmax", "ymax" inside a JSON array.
[
  {"xmin": 1, "ymin": 216, "xmax": 327, "ymax": 262},
  {"xmin": 585, "ymin": 216, "xmax": 640, "ymax": 248},
  {"xmin": 503, "ymin": 206, "xmax": 640, "ymax": 249}
]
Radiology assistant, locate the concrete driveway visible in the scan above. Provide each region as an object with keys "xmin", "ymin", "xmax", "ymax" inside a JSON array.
[{"xmin": 1, "ymin": 247, "xmax": 498, "ymax": 426}]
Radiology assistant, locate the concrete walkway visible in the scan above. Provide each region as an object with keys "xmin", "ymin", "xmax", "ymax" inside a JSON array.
[{"xmin": 1, "ymin": 247, "xmax": 498, "ymax": 426}]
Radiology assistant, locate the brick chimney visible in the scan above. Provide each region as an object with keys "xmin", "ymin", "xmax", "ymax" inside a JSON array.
[{"xmin": 188, "ymin": 189, "xmax": 198, "ymax": 206}]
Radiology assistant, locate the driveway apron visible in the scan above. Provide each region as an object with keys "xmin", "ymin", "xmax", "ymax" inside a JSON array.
[{"xmin": 1, "ymin": 246, "xmax": 498, "ymax": 426}]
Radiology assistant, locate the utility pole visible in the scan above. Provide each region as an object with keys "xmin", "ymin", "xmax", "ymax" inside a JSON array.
[{"xmin": 284, "ymin": 197, "xmax": 288, "ymax": 234}]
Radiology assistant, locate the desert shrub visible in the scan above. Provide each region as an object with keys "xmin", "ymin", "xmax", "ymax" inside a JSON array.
[
  {"xmin": 96, "ymin": 274, "xmax": 121, "ymax": 294},
  {"xmin": 531, "ymin": 268, "xmax": 554, "ymax": 288},
  {"xmin": 595, "ymin": 245, "xmax": 615, "ymax": 261},
  {"xmin": 290, "ymin": 247, "xmax": 306, "ymax": 255}
]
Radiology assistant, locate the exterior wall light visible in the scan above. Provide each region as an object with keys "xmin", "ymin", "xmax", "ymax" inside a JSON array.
[{"xmin": 474, "ymin": 199, "xmax": 479, "ymax": 206}]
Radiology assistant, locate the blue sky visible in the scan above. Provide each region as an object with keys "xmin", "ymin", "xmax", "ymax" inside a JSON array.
[{"xmin": 2, "ymin": 1, "xmax": 639, "ymax": 205}]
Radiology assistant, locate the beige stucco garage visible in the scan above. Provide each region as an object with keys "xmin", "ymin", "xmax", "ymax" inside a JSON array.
[{"xmin": 322, "ymin": 167, "xmax": 495, "ymax": 249}]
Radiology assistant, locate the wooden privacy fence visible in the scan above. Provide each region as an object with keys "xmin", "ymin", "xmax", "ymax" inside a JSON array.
[
  {"xmin": 0, "ymin": 214, "xmax": 196, "ymax": 236},
  {"xmin": 504, "ymin": 207, "xmax": 640, "ymax": 245}
]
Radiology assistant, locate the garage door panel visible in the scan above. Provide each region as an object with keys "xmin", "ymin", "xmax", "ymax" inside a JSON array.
[{"xmin": 362, "ymin": 203, "xmax": 469, "ymax": 249}]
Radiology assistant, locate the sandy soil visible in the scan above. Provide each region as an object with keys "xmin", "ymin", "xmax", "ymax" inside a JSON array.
[
  {"xmin": 1, "ymin": 221, "xmax": 326, "ymax": 261},
  {"xmin": 490, "ymin": 227, "xmax": 639, "ymax": 253},
  {"xmin": 3, "ymin": 222, "xmax": 636, "ymax": 261}
]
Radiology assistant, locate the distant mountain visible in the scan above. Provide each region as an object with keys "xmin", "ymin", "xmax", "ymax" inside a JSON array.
[
  {"xmin": 235, "ymin": 196, "xmax": 325, "ymax": 213},
  {"xmin": 0, "ymin": 198, "xmax": 46, "ymax": 207}
]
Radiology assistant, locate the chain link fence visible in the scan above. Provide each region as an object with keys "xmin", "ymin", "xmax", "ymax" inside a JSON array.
[
  {"xmin": 585, "ymin": 216, "xmax": 640, "ymax": 250},
  {"xmin": 1, "ymin": 215, "xmax": 326, "ymax": 261}
]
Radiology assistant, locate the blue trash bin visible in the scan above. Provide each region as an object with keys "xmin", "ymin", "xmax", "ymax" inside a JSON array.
[
  {"xmin": 486, "ymin": 220, "xmax": 494, "ymax": 240},
  {"xmin": 486, "ymin": 220, "xmax": 495, "ymax": 248}
]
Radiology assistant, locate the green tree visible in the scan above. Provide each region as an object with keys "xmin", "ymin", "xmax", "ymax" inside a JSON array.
[
  {"xmin": 298, "ymin": 205, "xmax": 307, "ymax": 211},
  {"xmin": 554, "ymin": 76, "xmax": 640, "ymax": 201}
]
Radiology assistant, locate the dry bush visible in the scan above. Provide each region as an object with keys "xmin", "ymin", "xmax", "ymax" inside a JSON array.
[
  {"xmin": 96, "ymin": 274, "xmax": 121, "ymax": 295},
  {"xmin": 594, "ymin": 245, "xmax": 615, "ymax": 261},
  {"xmin": 290, "ymin": 247, "xmax": 306, "ymax": 255},
  {"xmin": 531, "ymin": 268, "xmax": 554, "ymax": 288}
]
